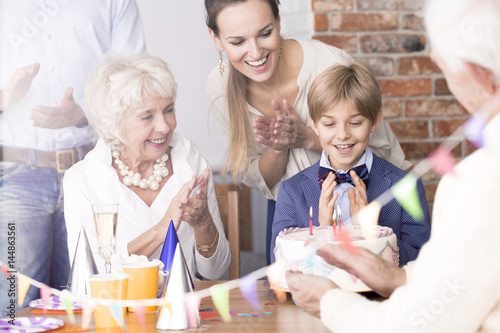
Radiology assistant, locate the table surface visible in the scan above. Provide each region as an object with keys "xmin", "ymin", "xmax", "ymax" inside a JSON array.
[{"xmin": 16, "ymin": 280, "xmax": 332, "ymax": 332}]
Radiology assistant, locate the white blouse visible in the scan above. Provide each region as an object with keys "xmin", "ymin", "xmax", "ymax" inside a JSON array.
[{"xmin": 63, "ymin": 133, "xmax": 230, "ymax": 280}]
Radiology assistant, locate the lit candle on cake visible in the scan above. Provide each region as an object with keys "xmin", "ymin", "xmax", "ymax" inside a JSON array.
[
  {"xmin": 338, "ymin": 206, "xmax": 342, "ymax": 231},
  {"xmin": 309, "ymin": 206, "xmax": 313, "ymax": 235},
  {"xmin": 332, "ymin": 209, "xmax": 337, "ymax": 236}
]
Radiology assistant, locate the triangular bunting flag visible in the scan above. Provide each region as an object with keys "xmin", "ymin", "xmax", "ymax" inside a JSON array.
[
  {"xmin": 17, "ymin": 273, "xmax": 31, "ymax": 306},
  {"xmin": 61, "ymin": 290, "xmax": 75, "ymax": 324},
  {"xmin": 81, "ymin": 299, "xmax": 95, "ymax": 330},
  {"xmin": 337, "ymin": 228, "xmax": 360, "ymax": 256},
  {"xmin": 355, "ymin": 201, "xmax": 382, "ymax": 241},
  {"xmin": 110, "ymin": 302, "xmax": 125, "ymax": 328},
  {"xmin": 185, "ymin": 292, "xmax": 201, "ymax": 328},
  {"xmin": 463, "ymin": 113, "xmax": 486, "ymax": 148},
  {"xmin": 0, "ymin": 263, "xmax": 10, "ymax": 276},
  {"xmin": 40, "ymin": 284, "xmax": 52, "ymax": 307},
  {"xmin": 428, "ymin": 146, "xmax": 456, "ymax": 176},
  {"xmin": 239, "ymin": 273, "xmax": 260, "ymax": 311},
  {"xmin": 265, "ymin": 262, "xmax": 287, "ymax": 303},
  {"xmin": 132, "ymin": 303, "xmax": 147, "ymax": 332},
  {"xmin": 210, "ymin": 284, "xmax": 231, "ymax": 322},
  {"xmin": 392, "ymin": 174, "xmax": 424, "ymax": 221}
]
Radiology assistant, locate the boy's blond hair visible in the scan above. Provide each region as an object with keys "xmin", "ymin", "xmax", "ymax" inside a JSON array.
[{"xmin": 308, "ymin": 62, "xmax": 382, "ymax": 123}]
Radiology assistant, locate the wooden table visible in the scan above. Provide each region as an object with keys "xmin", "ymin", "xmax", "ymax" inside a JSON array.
[{"xmin": 16, "ymin": 280, "xmax": 332, "ymax": 332}]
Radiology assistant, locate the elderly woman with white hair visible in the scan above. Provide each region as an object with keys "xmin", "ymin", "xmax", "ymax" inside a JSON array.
[
  {"xmin": 63, "ymin": 53, "xmax": 230, "ymax": 279},
  {"xmin": 286, "ymin": 0, "xmax": 500, "ymax": 331}
]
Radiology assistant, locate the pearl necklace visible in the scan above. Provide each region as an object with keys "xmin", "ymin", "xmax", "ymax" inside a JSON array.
[{"xmin": 112, "ymin": 148, "xmax": 169, "ymax": 191}]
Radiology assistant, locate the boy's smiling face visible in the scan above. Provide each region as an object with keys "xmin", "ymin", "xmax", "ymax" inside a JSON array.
[{"xmin": 310, "ymin": 100, "xmax": 382, "ymax": 171}]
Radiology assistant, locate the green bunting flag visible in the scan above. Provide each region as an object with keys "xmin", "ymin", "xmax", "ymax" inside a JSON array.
[
  {"xmin": 392, "ymin": 174, "xmax": 424, "ymax": 221},
  {"xmin": 210, "ymin": 284, "xmax": 231, "ymax": 322}
]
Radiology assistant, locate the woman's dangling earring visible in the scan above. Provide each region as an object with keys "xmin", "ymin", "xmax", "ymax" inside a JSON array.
[{"xmin": 218, "ymin": 51, "xmax": 225, "ymax": 77}]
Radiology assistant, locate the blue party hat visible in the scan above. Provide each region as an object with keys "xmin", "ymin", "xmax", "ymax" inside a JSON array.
[
  {"xmin": 158, "ymin": 220, "xmax": 194, "ymax": 294},
  {"xmin": 159, "ymin": 220, "xmax": 179, "ymax": 273}
]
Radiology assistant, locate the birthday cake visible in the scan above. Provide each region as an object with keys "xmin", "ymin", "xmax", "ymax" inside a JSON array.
[{"xmin": 273, "ymin": 225, "xmax": 399, "ymax": 292}]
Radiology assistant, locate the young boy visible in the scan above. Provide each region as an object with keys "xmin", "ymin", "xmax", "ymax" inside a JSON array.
[{"xmin": 271, "ymin": 63, "xmax": 431, "ymax": 266}]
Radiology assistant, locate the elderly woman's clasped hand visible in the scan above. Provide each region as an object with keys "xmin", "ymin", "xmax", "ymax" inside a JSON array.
[{"xmin": 176, "ymin": 168, "xmax": 212, "ymax": 229}]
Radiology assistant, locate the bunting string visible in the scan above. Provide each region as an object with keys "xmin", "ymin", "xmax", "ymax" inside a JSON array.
[{"xmin": 1, "ymin": 93, "xmax": 498, "ymax": 321}]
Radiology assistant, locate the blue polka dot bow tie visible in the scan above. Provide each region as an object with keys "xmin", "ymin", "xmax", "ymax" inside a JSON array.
[{"xmin": 318, "ymin": 164, "xmax": 369, "ymax": 189}]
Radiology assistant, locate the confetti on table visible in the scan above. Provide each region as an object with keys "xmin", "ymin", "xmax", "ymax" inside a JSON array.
[{"xmin": 199, "ymin": 311, "xmax": 219, "ymax": 320}]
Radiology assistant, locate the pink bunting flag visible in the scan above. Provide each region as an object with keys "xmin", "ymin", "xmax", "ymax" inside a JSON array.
[
  {"xmin": 133, "ymin": 303, "xmax": 147, "ymax": 332},
  {"xmin": 239, "ymin": 273, "xmax": 260, "ymax": 311},
  {"xmin": 337, "ymin": 228, "xmax": 360, "ymax": 256},
  {"xmin": 428, "ymin": 146, "xmax": 456, "ymax": 176},
  {"xmin": 40, "ymin": 284, "xmax": 52, "ymax": 307},
  {"xmin": 0, "ymin": 263, "xmax": 10, "ymax": 276},
  {"xmin": 210, "ymin": 284, "xmax": 231, "ymax": 322},
  {"xmin": 185, "ymin": 292, "xmax": 201, "ymax": 328},
  {"xmin": 17, "ymin": 274, "xmax": 31, "ymax": 306}
]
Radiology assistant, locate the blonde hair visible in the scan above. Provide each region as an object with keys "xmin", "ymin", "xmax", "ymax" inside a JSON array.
[
  {"xmin": 222, "ymin": 65, "xmax": 253, "ymax": 180},
  {"xmin": 205, "ymin": 0, "xmax": 281, "ymax": 181},
  {"xmin": 308, "ymin": 62, "xmax": 381, "ymax": 124}
]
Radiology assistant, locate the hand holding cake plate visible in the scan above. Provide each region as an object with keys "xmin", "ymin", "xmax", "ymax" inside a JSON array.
[{"xmin": 273, "ymin": 225, "xmax": 399, "ymax": 293}]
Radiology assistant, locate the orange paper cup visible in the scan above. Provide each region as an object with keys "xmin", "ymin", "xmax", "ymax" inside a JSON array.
[
  {"xmin": 88, "ymin": 273, "xmax": 129, "ymax": 328},
  {"xmin": 123, "ymin": 261, "xmax": 160, "ymax": 312}
]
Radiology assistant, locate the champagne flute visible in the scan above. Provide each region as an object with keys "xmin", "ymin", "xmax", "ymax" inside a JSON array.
[{"xmin": 92, "ymin": 203, "xmax": 119, "ymax": 274}]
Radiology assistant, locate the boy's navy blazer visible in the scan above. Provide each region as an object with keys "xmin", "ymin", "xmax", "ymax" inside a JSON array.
[{"xmin": 271, "ymin": 154, "xmax": 431, "ymax": 265}]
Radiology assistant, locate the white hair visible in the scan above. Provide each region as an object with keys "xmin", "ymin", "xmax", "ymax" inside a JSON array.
[
  {"xmin": 85, "ymin": 52, "xmax": 178, "ymax": 146},
  {"xmin": 425, "ymin": 0, "xmax": 500, "ymax": 81}
]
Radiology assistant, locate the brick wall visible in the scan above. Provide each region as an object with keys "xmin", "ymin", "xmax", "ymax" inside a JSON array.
[{"xmin": 311, "ymin": 0, "xmax": 472, "ymax": 212}]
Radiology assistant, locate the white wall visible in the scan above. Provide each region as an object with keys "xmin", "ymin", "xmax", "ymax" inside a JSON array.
[
  {"xmin": 136, "ymin": 0, "xmax": 225, "ymax": 171},
  {"xmin": 280, "ymin": 0, "xmax": 313, "ymax": 39},
  {"xmin": 136, "ymin": 0, "xmax": 313, "ymax": 254},
  {"xmin": 136, "ymin": 0, "xmax": 312, "ymax": 172}
]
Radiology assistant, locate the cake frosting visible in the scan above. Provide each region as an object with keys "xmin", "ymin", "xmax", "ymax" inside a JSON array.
[{"xmin": 273, "ymin": 225, "xmax": 399, "ymax": 292}]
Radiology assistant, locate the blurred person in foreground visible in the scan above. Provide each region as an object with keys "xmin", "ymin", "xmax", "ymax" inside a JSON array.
[
  {"xmin": 286, "ymin": 0, "xmax": 500, "ymax": 331},
  {"xmin": 0, "ymin": 0, "xmax": 145, "ymax": 316}
]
